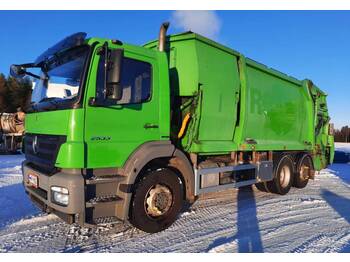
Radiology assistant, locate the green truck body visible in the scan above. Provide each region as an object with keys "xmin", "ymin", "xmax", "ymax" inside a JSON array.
[
  {"xmin": 15, "ymin": 24, "xmax": 334, "ymax": 233},
  {"xmin": 145, "ymin": 32, "xmax": 333, "ymax": 169}
]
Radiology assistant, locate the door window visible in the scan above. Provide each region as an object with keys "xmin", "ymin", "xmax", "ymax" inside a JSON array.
[{"xmin": 96, "ymin": 54, "xmax": 152, "ymax": 104}]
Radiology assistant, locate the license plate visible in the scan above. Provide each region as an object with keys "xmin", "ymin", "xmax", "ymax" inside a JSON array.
[{"xmin": 28, "ymin": 172, "xmax": 39, "ymax": 188}]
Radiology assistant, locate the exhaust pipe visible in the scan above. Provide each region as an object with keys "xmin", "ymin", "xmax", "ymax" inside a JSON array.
[{"xmin": 158, "ymin": 22, "xmax": 170, "ymax": 52}]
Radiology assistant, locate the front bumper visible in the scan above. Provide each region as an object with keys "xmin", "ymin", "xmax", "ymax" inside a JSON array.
[{"xmin": 22, "ymin": 161, "xmax": 85, "ymax": 223}]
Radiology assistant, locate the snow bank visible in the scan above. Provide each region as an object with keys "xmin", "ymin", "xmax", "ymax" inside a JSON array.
[{"xmin": 335, "ymin": 142, "xmax": 350, "ymax": 153}]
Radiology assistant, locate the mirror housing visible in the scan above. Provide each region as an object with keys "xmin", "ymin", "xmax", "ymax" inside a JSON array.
[
  {"xmin": 10, "ymin": 63, "xmax": 41, "ymax": 80},
  {"xmin": 10, "ymin": 64, "xmax": 26, "ymax": 78},
  {"xmin": 106, "ymin": 48, "xmax": 124, "ymax": 100}
]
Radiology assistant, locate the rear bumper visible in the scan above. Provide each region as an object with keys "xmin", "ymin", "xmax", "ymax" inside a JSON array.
[{"xmin": 22, "ymin": 161, "xmax": 85, "ymax": 223}]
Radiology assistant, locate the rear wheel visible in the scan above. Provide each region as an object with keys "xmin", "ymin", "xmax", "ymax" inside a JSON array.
[
  {"xmin": 129, "ymin": 168, "xmax": 184, "ymax": 233},
  {"xmin": 266, "ymin": 155, "xmax": 294, "ymax": 195},
  {"xmin": 255, "ymin": 182, "xmax": 269, "ymax": 192},
  {"xmin": 293, "ymin": 154, "xmax": 314, "ymax": 189}
]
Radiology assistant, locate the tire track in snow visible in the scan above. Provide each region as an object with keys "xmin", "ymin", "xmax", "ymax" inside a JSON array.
[{"xmin": 1, "ymin": 154, "xmax": 350, "ymax": 252}]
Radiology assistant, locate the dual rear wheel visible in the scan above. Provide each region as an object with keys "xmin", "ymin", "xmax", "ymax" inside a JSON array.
[
  {"xmin": 256, "ymin": 153, "xmax": 314, "ymax": 195},
  {"xmin": 294, "ymin": 154, "xmax": 314, "ymax": 189}
]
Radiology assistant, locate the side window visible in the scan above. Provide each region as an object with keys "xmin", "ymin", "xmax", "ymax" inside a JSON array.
[
  {"xmin": 118, "ymin": 58, "xmax": 152, "ymax": 104},
  {"xmin": 95, "ymin": 54, "xmax": 152, "ymax": 104}
]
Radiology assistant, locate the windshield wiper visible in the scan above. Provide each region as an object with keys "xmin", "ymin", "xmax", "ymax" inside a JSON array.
[
  {"xmin": 29, "ymin": 98, "xmax": 61, "ymax": 112},
  {"xmin": 38, "ymin": 97, "xmax": 61, "ymax": 103}
]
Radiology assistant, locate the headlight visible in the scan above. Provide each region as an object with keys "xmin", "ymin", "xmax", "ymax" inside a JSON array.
[{"xmin": 51, "ymin": 186, "xmax": 69, "ymax": 206}]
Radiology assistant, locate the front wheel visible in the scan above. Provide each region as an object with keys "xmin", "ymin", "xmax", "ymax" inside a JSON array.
[{"xmin": 129, "ymin": 168, "xmax": 184, "ymax": 233}]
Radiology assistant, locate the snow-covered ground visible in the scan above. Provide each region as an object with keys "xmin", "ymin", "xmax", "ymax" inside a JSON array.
[
  {"xmin": 1, "ymin": 144, "xmax": 350, "ymax": 253},
  {"xmin": 335, "ymin": 143, "xmax": 350, "ymax": 153}
]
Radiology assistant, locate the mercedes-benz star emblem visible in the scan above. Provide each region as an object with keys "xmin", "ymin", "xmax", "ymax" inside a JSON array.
[{"xmin": 32, "ymin": 136, "xmax": 38, "ymax": 154}]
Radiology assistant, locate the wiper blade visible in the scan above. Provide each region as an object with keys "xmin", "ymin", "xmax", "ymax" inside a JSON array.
[
  {"xmin": 30, "ymin": 98, "xmax": 61, "ymax": 112},
  {"xmin": 38, "ymin": 97, "xmax": 61, "ymax": 103}
]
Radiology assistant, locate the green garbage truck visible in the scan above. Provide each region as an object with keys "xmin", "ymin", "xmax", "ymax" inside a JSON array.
[{"xmin": 11, "ymin": 22, "xmax": 334, "ymax": 233}]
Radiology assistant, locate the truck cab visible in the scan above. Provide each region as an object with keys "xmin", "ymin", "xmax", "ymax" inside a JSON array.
[{"xmin": 15, "ymin": 31, "xmax": 178, "ymax": 230}]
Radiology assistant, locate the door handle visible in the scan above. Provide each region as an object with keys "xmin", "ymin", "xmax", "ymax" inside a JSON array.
[{"xmin": 144, "ymin": 123, "xmax": 159, "ymax": 129}]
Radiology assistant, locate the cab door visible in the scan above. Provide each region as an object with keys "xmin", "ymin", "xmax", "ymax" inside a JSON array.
[{"xmin": 84, "ymin": 43, "xmax": 161, "ymax": 168}]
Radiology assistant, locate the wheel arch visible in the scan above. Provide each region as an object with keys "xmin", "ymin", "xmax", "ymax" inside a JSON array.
[
  {"xmin": 117, "ymin": 141, "xmax": 195, "ymax": 220},
  {"xmin": 296, "ymin": 152, "xmax": 315, "ymax": 168}
]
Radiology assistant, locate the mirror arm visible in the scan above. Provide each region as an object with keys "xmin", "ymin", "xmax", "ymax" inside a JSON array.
[
  {"xmin": 24, "ymin": 71, "xmax": 41, "ymax": 79},
  {"xmin": 10, "ymin": 63, "xmax": 42, "ymax": 79},
  {"xmin": 88, "ymin": 97, "xmax": 121, "ymax": 107},
  {"xmin": 103, "ymin": 42, "xmax": 109, "ymax": 99}
]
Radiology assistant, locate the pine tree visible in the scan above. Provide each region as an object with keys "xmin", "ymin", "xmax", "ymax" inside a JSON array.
[
  {"xmin": 0, "ymin": 75, "xmax": 32, "ymax": 113},
  {"xmin": 0, "ymin": 74, "xmax": 6, "ymax": 112},
  {"xmin": 334, "ymin": 126, "xmax": 350, "ymax": 142}
]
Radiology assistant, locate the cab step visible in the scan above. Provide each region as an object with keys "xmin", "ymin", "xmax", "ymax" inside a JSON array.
[
  {"xmin": 86, "ymin": 195, "xmax": 123, "ymax": 208},
  {"xmin": 84, "ymin": 216, "xmax": 123, "ymax": 227}
]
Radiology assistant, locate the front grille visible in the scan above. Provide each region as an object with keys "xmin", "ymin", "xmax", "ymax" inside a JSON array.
[
  {"xmin": 29, "ymin": 193, "xmax": 46, "ymax": 211},
  {"xmin": 29, "ymin": 186, "xmax": 48, "ymax": 200},
  {"xmin": 24, "ymin": 133, "xmax": 66, "ymax": 174}
]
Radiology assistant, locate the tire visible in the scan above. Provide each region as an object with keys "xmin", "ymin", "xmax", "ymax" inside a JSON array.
[
  {"xmin": 293, "ymin": 154, "xmax": 314, "ymax": 189},
  {"xmin": 255, "ymin": 182, "xmax": 269, "ymax": 192},
  {"xmin": 266, "ymin": 155, "xmax": 294, "ymax": 195},
  {"xmin": 129, "ymin": 168, "xmax": 184, "ymax": 233}
]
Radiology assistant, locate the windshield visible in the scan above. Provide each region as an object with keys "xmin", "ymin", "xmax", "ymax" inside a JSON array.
[{"xmin": 31, "ymin": 46, "xmax": 89, "ymax": 106}]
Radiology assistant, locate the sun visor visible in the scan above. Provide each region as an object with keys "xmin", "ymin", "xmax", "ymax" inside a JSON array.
[{"xmin": 34, "ymin": 32, "xmax": 87, "ymax": 66}]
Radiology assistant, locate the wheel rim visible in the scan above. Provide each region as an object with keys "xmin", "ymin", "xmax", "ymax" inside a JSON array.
[
  {"xmin": 145, "ymin": 184, "xmax": 173, "ymax": 217},
  {"xmin": 279, "ymin": 165, "xmax": 291, "ymax": 188},
  {"xmin": 299, "ymin": 164, "xmax": 310, "ymax": 181}
]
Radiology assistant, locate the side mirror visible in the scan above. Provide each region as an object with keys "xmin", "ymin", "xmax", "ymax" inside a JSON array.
[
  {"xmin": 10, "ymin": 64, "xmax": 26, "ymax": 78},
  {"xmin": 106, "ymin": 49, "xmax": 124, "ymax": 100}
]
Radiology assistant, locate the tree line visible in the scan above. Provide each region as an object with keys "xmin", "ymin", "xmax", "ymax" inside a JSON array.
[
  {"xmin": 0, "ymin": 74, "xmax": 32, "ymax": 113},
  {"xmin": 334, "ymin": 126, "xmax": 350, "ymax": 143}
]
